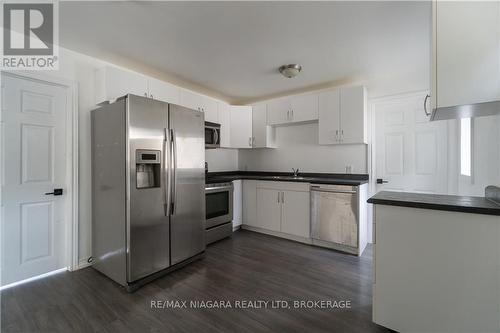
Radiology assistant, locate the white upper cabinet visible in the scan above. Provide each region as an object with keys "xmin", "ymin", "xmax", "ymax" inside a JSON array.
[
  {"xmin": 432, "ymin": 1, "xmax": 500, "ymax": 109},
  {"xmin": 252, "ymin": 103, "xmax": 276, "ymax": 148},
  {"xmin": 290, "ymin": 93, "xmax": 319, "ymax": 123},
  {"xmin": 339, "ymin": 86, "xmax": 367, "ymax": 144},
  {"xmin": 267, "ymin": 97, "xmax": 290, "ymax": 125},
  {"xmin": 95, "ymin": 66, "xmax": 183, "ymax": 105},
  {"xmin": 319, "ymin": 89, "xmax": 341, "ymax": 144},
  {"xmin": 179, "ymin": 89, "xmax": 201, "ymax": 111},
  {"xmin": 230, "ymin": 106, "xmax": 253, "ymax": 148},
  {"xmin": 148, "ymin": 77, "xmax": 180, "ymax": 104},
  {"xmin": 266, "ymin": 93, "xmax": 319, "ymax": 125},
  {"xmin": 319, "ymin": 86, "xmax": 367, "ymax": 145},
  {"xmin": 179, "ymin": 89, "xmax": 218, "ymax": 121},
  {"xmin": 95, "ymin": 66, "xmax": 149, "ymax": 104},
  {"xmin": 217, "ymin": 102, "xmax": 231, "ymax": 148}
]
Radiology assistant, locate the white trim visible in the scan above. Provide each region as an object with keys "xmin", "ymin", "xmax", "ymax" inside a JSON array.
[
  {"xmin": 78, "ymin": 258, "xmax": 92, "ymax": 270},
  {"xmin": 1, "ymin": 71, "xmax": 80, "ymax": 272},
  {"xmin": 0, "ymin": 268, "xmax": 67, "ymax": 291}
]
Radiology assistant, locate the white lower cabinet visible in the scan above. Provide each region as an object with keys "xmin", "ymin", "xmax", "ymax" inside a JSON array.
[
  {"xmin": 232, "ymin": 180, "xmax": 242, "ymax": 229},
  {"xmin": 281, "ymin": 190, "xmax": 310, "ymax": 238},
  {"xmin": 256, "ymin": 188, "xmax": 282, "ymax": 232},
  {"xmin": 243, "ymin": 181, "xmax": 310, "ymax": 239},
  {"xmin": 242, "ymin": 180, "xmax": 257, "ymax": 226}
]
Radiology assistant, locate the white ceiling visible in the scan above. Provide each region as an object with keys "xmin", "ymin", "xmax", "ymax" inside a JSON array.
[{"xmin": 60, "ymin": 1, "xmax": 431, "ymax": 103}]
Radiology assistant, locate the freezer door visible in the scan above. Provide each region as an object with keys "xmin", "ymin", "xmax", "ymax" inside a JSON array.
[
  {"xmin": 127, "ymin": 95, "xmax": 170, "ymax": 282},
  {"xmin": 169, "ymin": 104, "xmax": 206, "ymax": 265}
]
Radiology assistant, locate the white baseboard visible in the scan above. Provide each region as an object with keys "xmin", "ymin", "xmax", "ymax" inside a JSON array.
[{"xmin": 77, "ymin": 258, "xmax": 93, "ymax": 270}]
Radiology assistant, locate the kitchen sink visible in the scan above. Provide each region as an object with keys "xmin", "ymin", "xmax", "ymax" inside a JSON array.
[{"xmin": 269, "ymin": 175, "xmax": 306, "ymax": 180}]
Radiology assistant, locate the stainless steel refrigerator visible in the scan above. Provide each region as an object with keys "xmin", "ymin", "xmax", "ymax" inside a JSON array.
[{"xmin": 91, "ymin": 95, "xmax": 205, "ymax": 291}]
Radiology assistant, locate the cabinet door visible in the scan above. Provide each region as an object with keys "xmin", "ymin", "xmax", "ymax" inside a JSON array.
[
  {"xmin": 242, "ymin": 180, "xmax": 257, "ymax": 227},
  {"xmin": 230, "ymin": 106, "xmax": 253, "ymax": 148},
  {"xmin": 252, "ymin": 103, "xmax": 275, "ymax": 148},
  {"xmin": 267, "ymin": 97, "xmax": 291, "ymax": 125},
  {"xmin": 290, "ymin": 93, "xmax": 319, "ymax": 123},
  {"xmin": 148, "ymin": 77, "xmax": 180, "ymax": 104},
  {"xmin": 96, "ymin": 66, "xmax": 148, "ymax": 104},
  {"xmin": 200, "ymin": 97, "xmax": 218, "ymax": 123},
  {"xmin": 256, "ymin": 188, "xmax": 282, "ymax": 232},
  {"xmin": 318, "ymin": 89, "xmax": 341, "ymax": 145},
  {"xmin": 232, "ymin": 180, "xmax": 242, "ymax": 228},
  {"xmin": 217, "ymin": 102, "xmax": 231, "ymax": 148},
  {"xmin": 435, "ymin": 1, "xmax": 500, "ymax": 108},
  {"xmin": 340, "ymin": 86, "xmax": 366, "ymax": 144},
  {"xmin": 281, "ymin": 190, "xmax": 310, "ymax": 238},
  {"xmin": 179, "ymin": 89, "xmax": 202, "ymax": 111}
]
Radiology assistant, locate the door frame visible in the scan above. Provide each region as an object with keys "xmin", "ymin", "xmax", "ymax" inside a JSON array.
[{"xmin": 1, "ymin": 70, "xmax": 79, "ymax": 272}]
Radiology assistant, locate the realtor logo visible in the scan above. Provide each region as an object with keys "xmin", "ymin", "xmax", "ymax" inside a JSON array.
[{"xmin": 1, "ymin": 1, "xmax": 59, "ymax": 69}]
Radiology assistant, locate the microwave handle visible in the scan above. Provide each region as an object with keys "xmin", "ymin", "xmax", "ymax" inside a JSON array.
[{"xmin": 213, "ymin": 128, "xmax": 219, "ymax": 145}]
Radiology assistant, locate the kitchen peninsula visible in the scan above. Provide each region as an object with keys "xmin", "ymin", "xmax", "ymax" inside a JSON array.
[{"xmin": 368, "ymin": 189, "xmax": 500, "ymax": 332}]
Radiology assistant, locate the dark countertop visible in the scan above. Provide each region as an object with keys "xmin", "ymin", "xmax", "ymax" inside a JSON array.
[
  {"xmin": 206, "ymin": 171, "xmax": 369, "ymax": 186},
  {"xmin": 368, "ymin": 191, "xmax": 500, "ymax": 216}
]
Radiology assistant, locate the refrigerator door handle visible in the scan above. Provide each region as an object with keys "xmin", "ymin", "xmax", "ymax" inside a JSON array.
[
  {"xmin": 164, "ymin": 128, "xmax": 172, "ymax": 216},
  {"xmin": 170, "ymin": 128, "xmax": 177, "ymax": 215}
]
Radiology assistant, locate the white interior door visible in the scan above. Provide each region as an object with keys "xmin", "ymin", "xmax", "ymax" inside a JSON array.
[
  {"xmin": 373, "ymin": 93, "xmax": 448, "ymax": 193},
  {"xmin": 1, "ymin": 73, "xmax": 70, "ymax": 286}
]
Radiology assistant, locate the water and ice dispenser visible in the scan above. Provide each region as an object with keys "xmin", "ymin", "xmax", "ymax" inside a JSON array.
[{"xmin": 135, "ymin": 150, "xmax": 161, "ymax": 189}]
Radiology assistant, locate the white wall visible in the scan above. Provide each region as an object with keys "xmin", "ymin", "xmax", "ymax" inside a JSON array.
[
  {"xmin": 45, "ymin": 48, "xmax": 107, "ymax": 263},
  {"xmin": 205, "ymin": 149, "xmax": 239, "ymax": 172},
  {"xmin": 238, "ymin": 123, "xmax": 368, "ymax": 174},
  {"xmin": 455, "ymin": 115, "xmax": 500, "ymax": 195}
]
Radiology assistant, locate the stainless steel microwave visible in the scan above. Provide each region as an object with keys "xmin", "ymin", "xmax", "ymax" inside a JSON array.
[{"xmin": 205, "ymin": 121, "xmax": 221, "ymax": 149}]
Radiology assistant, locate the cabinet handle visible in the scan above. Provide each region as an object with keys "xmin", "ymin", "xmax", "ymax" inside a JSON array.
[
  {"xmin": 291, "ymin": 110, "xmax": 293, "ymax": 120},
  {"xmin": 144, "ymin": 92, "xmax": 147, "ymax": 97},
  {"xmin": 287, "ymin": 110, "xmax": 290, "ymax": 120},
  {"xmin": 424, "ymin": 94, "xmax": 431, "ymax": 116},
  {"xmin": 277, "ymin": 192, "xmax": 280, "ymax": 203},
  {"xmin": 341, "ymin": 129, "xmax": 344, "ymax": 142},
  {"xmin": 150, "ymin": 94, "xmax": 154, "ymax": 99},
  {"xmin": 249, "ymin": 137, "xmax": 252, "ymax": 147},
  {"xmin": 335, "ymin": 130, "xmax": 339, "ymax": 141},
  {"xmin": 281, "ymin": 192, "xmax": 284, "ymax": 204}
]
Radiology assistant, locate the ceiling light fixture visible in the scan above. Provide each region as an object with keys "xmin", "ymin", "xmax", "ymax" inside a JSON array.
[{"xmin": 279, "ymin": 64, "xmax": 302, "ymax": 78}]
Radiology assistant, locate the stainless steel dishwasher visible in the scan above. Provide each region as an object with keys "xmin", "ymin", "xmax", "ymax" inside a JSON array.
[{"xmin": 310, "ymin": 184, "xmax": 359, "ymax": 254}]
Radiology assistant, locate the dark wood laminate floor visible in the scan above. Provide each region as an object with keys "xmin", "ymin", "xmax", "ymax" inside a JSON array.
[{"xmin": 1, "ymin": 230, "xmax": 390, "ymax": 333}]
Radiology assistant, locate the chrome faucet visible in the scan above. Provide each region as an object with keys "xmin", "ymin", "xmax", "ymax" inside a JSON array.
[{"xmin": 292, "ymin": 168, "xmax": 300, "ymax": 177}]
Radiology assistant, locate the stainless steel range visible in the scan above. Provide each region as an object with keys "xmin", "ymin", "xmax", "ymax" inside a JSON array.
[{"xmin": 205, "ymin": 182, "xmax": 233, "ymax": 244}]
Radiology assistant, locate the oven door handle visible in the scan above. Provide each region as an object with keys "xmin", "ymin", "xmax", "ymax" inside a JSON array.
[{"xmin": 206, "ymin": 186, "xmax": 233, "ymax": 193}]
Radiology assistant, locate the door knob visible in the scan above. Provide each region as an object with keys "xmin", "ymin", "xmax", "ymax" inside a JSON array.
[
  {"xmin": 376, "ymin": 179, "xmax": 388, "ymax": 184},
  {"xmin": 45, "ymin": 188, "xmax": 63, "ymax": 196}
]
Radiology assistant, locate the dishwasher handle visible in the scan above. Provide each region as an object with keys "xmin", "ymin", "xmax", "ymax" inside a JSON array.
[{"xmin": 310, "ymin": 186, "xmax": 357, "ymax": 194}]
